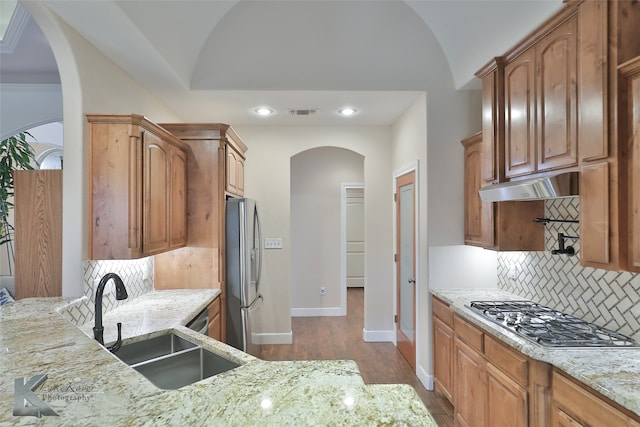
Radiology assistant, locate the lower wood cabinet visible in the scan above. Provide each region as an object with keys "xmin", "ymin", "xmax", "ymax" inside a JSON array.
[
  {"xmin": 551, "ymin": 369, "xmax": 640, "ymax": 427},
  {"xmin": 433, "ymin": 296, "xmax": 551, "ymax": 427},
  {"xmin": 432, "ymin": 296, "xmax": 640, "ymax": 426},
  {"xmin": 207, "ymin": 297, "xmax": 222, "ymax": 341},
  {"xmin": 454, "ymin": 336, "xmax": 487, "ymax": 427}
]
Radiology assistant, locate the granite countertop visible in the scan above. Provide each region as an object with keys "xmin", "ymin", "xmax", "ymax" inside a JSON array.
[
  {"xmin": 431, "ymin": 288, "xmax": 640, "ymax": 417},
  {"xmin": 0, "ymin": 290, "xmax": 436, "ymax": 426}
]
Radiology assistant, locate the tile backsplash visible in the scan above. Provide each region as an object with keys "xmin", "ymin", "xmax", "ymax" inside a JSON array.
[
  {"xmin": 58, "ymin": 258, "xmax": 154, "ymax": 326},
  {"xmin": 498, "ymin": 197, "xmax": 640, "ymax": 341}
]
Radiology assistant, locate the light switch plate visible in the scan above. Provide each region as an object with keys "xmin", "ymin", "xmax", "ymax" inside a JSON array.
[{"xmin": 264, "ymin": 238, "xmax": 283, "ymax": 249}]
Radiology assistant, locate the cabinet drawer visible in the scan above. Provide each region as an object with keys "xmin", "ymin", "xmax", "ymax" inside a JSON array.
[
  {"xmin": 454, "ymin": 315, "xmax": 483, "ymax": 353},
  {"xmin": 432, "ymin": 296, "xmax": 454, "ymax": 327},
  {"xmin": 553, "ymin": 370, "xmax": 640, "ymax": 427},
  {"xmin": 485, "ymin": 334, "xmax": 528, "ymax": 387},
  {"xmin": 208, "ymin": 297, "xmax": 221, "ymax": 321}
]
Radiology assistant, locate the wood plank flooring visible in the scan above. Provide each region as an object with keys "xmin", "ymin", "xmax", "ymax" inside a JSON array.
[{"xmin": 259, "ymin": 287, "xmax": 454, "ymax": 426}]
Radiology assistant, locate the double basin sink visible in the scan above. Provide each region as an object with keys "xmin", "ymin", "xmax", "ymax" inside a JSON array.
[{"xmin": 113, "ymin": 333, "xmax": 241, "ymax": 390}]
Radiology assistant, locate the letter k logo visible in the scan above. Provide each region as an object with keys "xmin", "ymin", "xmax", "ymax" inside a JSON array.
[{"xmin": 13, "ymin": 374, "xmax": 59, "ymax": 417}]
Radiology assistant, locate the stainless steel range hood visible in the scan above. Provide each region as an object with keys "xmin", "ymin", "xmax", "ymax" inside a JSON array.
[{"xmin": 478, "ymin": 171, "xmax": 579, "ymax": 203}]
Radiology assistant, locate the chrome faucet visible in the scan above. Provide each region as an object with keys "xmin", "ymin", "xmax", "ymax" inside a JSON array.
[{"xmin": 93, "ymin": 273, "xmax": 128, "ymax": 352}]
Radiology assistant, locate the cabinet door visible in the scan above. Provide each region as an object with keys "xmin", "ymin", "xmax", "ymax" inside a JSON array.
[
  {"xmin": 578, "ymin": 0, "xmax": 608, "ymax": 162},
  {"xmin": 169, "ymin": 146, "xmax": 187, "ymax": 248},
  {"xmin": 208, "ymin": 298, "xmax": 222, "ymax": 340},
  {"xmin": 486, "ymin": 363, "xmax": 528, "ymax": 427},
  {"xmin": 226, "ymin": 145, "xmax": 245, "ymax": 196},
  {"xmin": 537, "ymin": 15, "xmax": 578, "ymax": 172},
  {"xmin": 434, "ymin": 316, "xmax": 454, "ymax": 403},
  {"xmin": 463, "ymin": 134, "xmax": 486, "ymax": 246},
  {"xmin": 505, "ymin": 48, "xmax": 537, "ymax": 178},
  {"xmin": 143, "ymin": 132, "xmax": 170, "ymax": 255},
  {"xmin": 454, "ymin": 337, "xmax": 486, "ymax": 427},
  {"xmin": 624, "ymin": 61, "xmax": 640, "ymax": 270},
  {"xmin": 579, "ymin": 161, "xmax": 610, "ymax": 265},
  {"xmin": 481, "ymin": 68, "xmax": 503, "ymax": 183}
]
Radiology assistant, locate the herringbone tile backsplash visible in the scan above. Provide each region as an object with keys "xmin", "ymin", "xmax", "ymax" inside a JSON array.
[
  {"xmin": 498, "ymin": 198, "xmax": 640, "ymax": 341},
  {"xmin": 58, "ymin": 258, "xmax": 154, "ymax": 326}
]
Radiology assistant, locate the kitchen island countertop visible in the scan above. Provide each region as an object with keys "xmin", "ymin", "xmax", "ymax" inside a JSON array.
[
  {"xmin": 431, "ymin": 288, "xmax": 640, "ymax": 417},
  {"xmin": 0, "ymin": 290, "xmax": 436, "ymax": 426}
]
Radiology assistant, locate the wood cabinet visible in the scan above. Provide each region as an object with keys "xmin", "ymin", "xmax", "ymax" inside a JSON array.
[
  {"xmin": 551, "ymin": 369, "xmax": 640, "ymax": 427},
  {"xmin": 454, "ymin": 319, "xmax": 487, "ymax": 427},
  {"xmin": 577, "ymin": 0, "xmax": 640, "ymax": 271},
  {"xmin": 475, "ymin": 0, "xmax": 640, "ymax": 272},
  {"xmin": 477, "ymin": 58, "xmax": 505, "ymax": 184},
  {"xmin": 432, "ymin": 297, "xmax": 454, "ymax": 403},
  {"xmin": 87, "ymin": 114, "xmax": 188, "ymax": 260},
  {"xmin": 226, "ymin": 133, "xmax": 246, "ymax": 197},
  {"xmin": 620, "ymin": 56, "xmax": 640, "ymax": 272},
  {"xmin": 462, "ymin": 133, "xmax": 544, "ymax": 250},
  {"xmin": 207, "ymin": 297, "xmax": 222, "ymax": 340},
  {"xmin": 503, "ymin": 11, "xmax": 578, "ymax": 178},
  {"xmin": 153, "ymin": 123, "xmax": 248, "ymax": 344},
  {"xmin": 14, "ymin": 170, "xmax": 62, "ymax": 299},
  {"xmin": 432, "ymin": 297, "xmax": 552, "ymax": 427}
]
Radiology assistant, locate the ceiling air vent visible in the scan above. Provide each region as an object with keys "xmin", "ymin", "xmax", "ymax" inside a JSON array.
[{"xmin": 288, "ymin": 108, "xmax": 318, "ymax": 116}]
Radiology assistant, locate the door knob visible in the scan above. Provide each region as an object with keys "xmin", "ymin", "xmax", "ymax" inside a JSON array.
[{"xmin": 408, "ymin": 278, "xmax": 416, "ymax": 284}]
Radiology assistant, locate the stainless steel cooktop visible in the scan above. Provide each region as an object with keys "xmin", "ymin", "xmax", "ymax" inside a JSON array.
[{"xmin": 467, "ymin": 300, "xmax": 638, "ymax": 348}]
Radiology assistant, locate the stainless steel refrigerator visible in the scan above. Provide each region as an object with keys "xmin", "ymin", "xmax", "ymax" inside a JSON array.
[{"xmin": 225, "ymin": 198, "xmax": 263, "ymax": 356}]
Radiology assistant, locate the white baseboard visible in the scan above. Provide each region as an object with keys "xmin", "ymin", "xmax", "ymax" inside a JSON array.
[
  {"xmin": 253, "ymin": 331, "xmax": 293, "ymax": 345},
  {"xmin": 417, "ymin": 364, "xmax": 434, "ymax": 391},
  {"xmin": 362, "ymin": 328, "xmax": 394, "ymax": 342},
  {"xmin": 291, "ymin": 307, "xmax": 346, "ymax": 317}
]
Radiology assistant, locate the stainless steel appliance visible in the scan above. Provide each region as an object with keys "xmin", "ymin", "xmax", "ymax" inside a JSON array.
[
  {"xmin": 226, "ymin": 198, "xmax": 263, "ymax": 356},
  {"xmin": 187, "ymin": 307, "xmax": 209, "ymax": 335},
  {"xmin": 467, "ymin": 301, "xmax": 638, "ymax": 348}
]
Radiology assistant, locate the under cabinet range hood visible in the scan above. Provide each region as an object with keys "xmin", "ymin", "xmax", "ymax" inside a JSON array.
[{"xmin": 478, "ymin": 171, "xmax": 579, "ymax": 203}]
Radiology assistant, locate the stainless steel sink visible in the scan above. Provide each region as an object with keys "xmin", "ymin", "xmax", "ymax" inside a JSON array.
[
  {"xmin": 113, "ymin": 333, "xmax": 241, "ymax": 389},
  {"xmin": 113, "ymin": 333, "xmax": 197, "ymax": 365},
  {"xmin": 132, "ymin": 347, "xmax": 240, "ymax": 389}
]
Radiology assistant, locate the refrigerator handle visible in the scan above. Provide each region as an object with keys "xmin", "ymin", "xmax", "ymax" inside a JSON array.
[{"xmin": 254, "ymin": 204, "xmax": 263, "ymax": 293}]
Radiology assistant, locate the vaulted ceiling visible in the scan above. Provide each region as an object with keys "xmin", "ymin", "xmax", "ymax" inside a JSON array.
[{"xmin": 1, "ymin": 0, "xmax": 562, "ymax": 125}]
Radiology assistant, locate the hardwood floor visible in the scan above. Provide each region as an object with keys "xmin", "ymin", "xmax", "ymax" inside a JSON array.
[{"xmin": 259, "ymin": 287, "xmax": 454, "ymax": 426}]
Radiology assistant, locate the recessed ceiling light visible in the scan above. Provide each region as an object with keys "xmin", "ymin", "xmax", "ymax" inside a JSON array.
[
  {"xmin": 338, "ymin": 107, "xmax": 357, "ymax": 116},
  {"xmin": 255, "ymin": 107, "xmax": 274, "ymax": 116}
]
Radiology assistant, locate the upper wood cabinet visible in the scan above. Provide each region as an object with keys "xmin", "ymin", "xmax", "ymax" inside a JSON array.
[
  {"xmin": 462, "ymin": 133, "xmax": 487, "ymax": 246},
  {"xmin": 153, "ymin": 123, "xmax": 248, "ymax": 343},
  {"xmin": 620, "ymin": 56, "xmax": 640, "ymax": 272},
  {"xmin": 87, "ymin": 114, "xmax": 188, "ymax": 260},
  {"xmin": 476, "ymin": 58, "xmax": 505, "ymax": 184},
  {"xmin": 462, "ymin": 133, "xmax": 544, "ymax": 251},
  {"xmin": 503, "ymin": 11, "xmax": 578, "ymax": 178},
  {"xmin": 476, "ymin": 0, "xmax": 640, "ymax": 272},
  {"xmin": 225, "ymin": 131, "xmax": 247, "ymax": 197}
]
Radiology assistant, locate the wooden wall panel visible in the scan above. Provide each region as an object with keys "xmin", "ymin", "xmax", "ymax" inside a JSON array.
[{"xmin": 14, "ymin": 170, "xmax": 62, "ymax": 299}]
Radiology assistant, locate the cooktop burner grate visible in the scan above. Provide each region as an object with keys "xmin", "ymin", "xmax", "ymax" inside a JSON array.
[{"xmin": 466, "ymin": 300, "xmax": 638, "ymax": 348}]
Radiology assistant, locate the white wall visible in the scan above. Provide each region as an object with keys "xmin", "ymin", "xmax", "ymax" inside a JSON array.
[
  {"xmin": 236, "ymin": 125, "xmax": 393, "ymax": 343},
  {"xmin": 0, "ymin": 84, "xmax": 62, "ymax": 140},
  {"xmin": 290, "ymin": 147, "xmax": 363, "ymax": 315},
  {"xmin": 24, "ymin": 2, "xmax": 182, "ymax": 296}
]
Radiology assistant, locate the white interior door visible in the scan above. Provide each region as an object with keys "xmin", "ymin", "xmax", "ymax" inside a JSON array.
[{"xmin": 346, "ymin": 188, "xmax": 365, "ymax": 288}]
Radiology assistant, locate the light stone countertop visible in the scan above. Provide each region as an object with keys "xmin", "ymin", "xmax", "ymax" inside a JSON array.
[
  {"xmin": 0, "ymin": 290, "xmax": 436, "ymax": 426},
  {"xmin": 431, "ymin": 288, "xmax": 640, "ymax": 417}
]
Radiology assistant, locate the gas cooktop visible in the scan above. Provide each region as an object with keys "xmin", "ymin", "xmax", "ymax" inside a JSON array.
[{"xmin": 467, "ymin": 300, "xmax": 638, "ymax": 348}]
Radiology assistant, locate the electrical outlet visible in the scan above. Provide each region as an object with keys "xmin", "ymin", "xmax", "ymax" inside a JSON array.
[
  {"xmin": 264, "ymin": 238, "xmax": 283, "ymax": 249},
  {"xmin": 508, "ymin": 265, "xmax": 518, "ymax": 280},
  {"xmin": 320, "ymin": 287, "xmax": 326, "ymax": 296}
]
